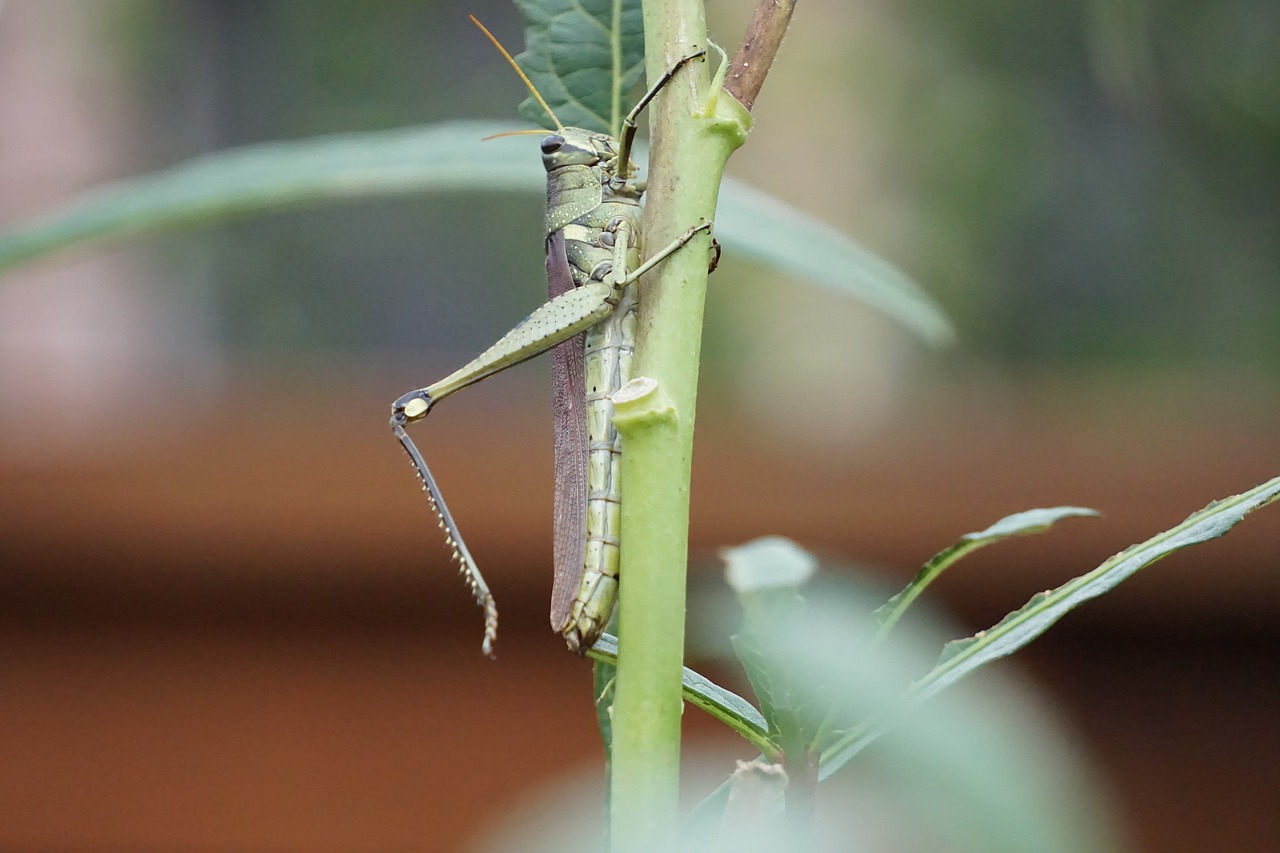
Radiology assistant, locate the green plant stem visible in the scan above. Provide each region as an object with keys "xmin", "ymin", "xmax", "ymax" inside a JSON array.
[{"xmin": 606, "ymin": 2, "xmax": 751, "ymax": 848}]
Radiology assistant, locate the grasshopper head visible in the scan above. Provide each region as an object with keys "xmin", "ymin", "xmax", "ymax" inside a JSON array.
[{"xmin": 540, "ymin": 128, "xmax": 627, "ymax": 174}]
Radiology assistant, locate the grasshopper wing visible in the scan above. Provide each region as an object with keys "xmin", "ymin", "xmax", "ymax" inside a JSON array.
[{"xmin": 546, "ymin": 229, "xmax": 589, "ymax": 635}]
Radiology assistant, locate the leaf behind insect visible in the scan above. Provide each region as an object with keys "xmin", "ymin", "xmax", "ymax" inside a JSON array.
[
  {"xmin": 511, "ymin": 0, "xmax": 645, "ymax": 137},
  {"xmin": 0, "ymin": 120, "xmax": 952, "ymax": 346}
]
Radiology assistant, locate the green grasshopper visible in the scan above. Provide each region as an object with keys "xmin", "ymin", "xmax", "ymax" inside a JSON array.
[{"xmin": 391, "ymin": 18, "xmax": 712, "ymax": 657}]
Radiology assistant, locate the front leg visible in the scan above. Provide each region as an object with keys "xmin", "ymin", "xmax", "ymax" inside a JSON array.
[{"xmin": 621, "ymin": 218, "xmax": 714, "ymax": 286}]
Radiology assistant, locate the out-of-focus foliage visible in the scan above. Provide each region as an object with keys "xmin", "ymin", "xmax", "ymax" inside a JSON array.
[
  {"xmin": 21, "ymin": 0, "xmax": 1280, "ymax": 370},
  {"xmin": 892, "ymin": 0, "xmax": 1280, "ymax": 367},
  {"xmin": 106, "ymin": 0, "xmax": 544, "ymax": 356}
]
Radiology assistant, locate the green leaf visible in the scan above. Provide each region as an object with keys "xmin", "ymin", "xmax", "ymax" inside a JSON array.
[
  {"xmin": 721, "ymin": 537, "xmax": 824, "ymax": 750},
  {"xmin": 714, "ymin": 179, "xmax": 954, "ymax": 346},
  {"xmin": 511, "ymin": 0, "xmax": 644, "ymax": 136},
  {"xmin": 0, "ymin": 120, "xmax": 951, "ymax": 345},
  {"xmin": 872, "ymin": 506, "xmax": 1098, "ymax": 641},
  {"xmin": 592, "ymin": 656, "xmax": 616, "ymax": 816},
  {"xmin": 721, "ymin": 535, "xmax": 818, "ymax": 595},
  {"xmin": 0, "ymin": 121, "xmax": 539, "ymax": 273},
  {"xmin": 588, "ymin": 633, "xmax": 776, "ymax": 758},
  {"xmin": 820, "ymin": 475, "xmax": 1280, "ymax": 778},
  {"xmin": 691, "ymin": 581, "xmax": 1121, "ymax": 853},
  {"xmin": 592, "ymin": 656, "xmax": 616, "ymax": 755},
  {"xmin": 915, "ymin": 477, "xmax": 1280, "ymax": 702}
]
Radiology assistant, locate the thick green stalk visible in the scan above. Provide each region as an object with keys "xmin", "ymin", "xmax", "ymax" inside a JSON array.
[{"xmin": 606, "ymin": 1, "xmax": 751, "ymax": 848}]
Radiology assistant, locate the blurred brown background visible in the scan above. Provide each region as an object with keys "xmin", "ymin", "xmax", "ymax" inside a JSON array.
[{"xmin": 2, "ymin": 1, "xmax": 1277, "ymax": 850}]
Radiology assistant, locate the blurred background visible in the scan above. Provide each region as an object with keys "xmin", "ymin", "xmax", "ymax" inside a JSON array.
[{"xmin": 1, "ymin": 0, "xmax": 1277, "ymax": 849}]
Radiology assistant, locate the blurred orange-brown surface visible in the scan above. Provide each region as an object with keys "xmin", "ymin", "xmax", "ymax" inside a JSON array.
[{"xmin": 2, "ymin": 377, "xmax": 1278, "ymax": 850}]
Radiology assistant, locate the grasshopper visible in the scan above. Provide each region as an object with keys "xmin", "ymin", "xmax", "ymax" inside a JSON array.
[{"xmin": 391, "ymin": 18, "xmax": 712, "ymax": 657}]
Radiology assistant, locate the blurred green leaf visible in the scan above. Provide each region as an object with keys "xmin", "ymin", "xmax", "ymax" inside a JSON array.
[
  {"xmin": 588, "ymin": 633, "xmax": 775, "ymax": 757},
  {"xmin": 592, "ymin": 656, "xmax": 616, "ymax": 754},
  {"xmin": 0, "ymin": 122, "xmax": 538, "ymax": 272},
  {"xmin": 915, "ymin": 476, "xmax": 1280, "ymax": 703},
  {"xmin": 821, "ymin": 474, "xmax": 1280, "ymax": 778},
  {"xmin": 722, "ymin": 535, "xmax": 818, "ymax": 595},
  {"xmin": 591, "ymin": 655, "xmax": 616, "ymax": 820},
  {"xmin": 722, "ymin": 537, "xmax": 825, "ymax": 754},
  {"xmin": 714, "ymin": 180, "xmax": 954, "ymax": 346},
  {"xmin": 511, "ymin": 0, "xmax": 644, "ymax": 136},
  {"xmin": 873, "ymin": 506, "xmax": 1098, "ymax": 641},
  {"xmin": 691, "ymin": 578, "xmax": 1119, "ymax": 853},
  {"xmin": 0, "ymin": 121, "xmax": 951, "ymax": 344}
]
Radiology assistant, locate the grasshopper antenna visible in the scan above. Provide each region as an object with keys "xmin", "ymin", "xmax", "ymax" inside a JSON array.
[{"xmin": 469, "ymin": 15, "xmax": 564, "ymax": 131}]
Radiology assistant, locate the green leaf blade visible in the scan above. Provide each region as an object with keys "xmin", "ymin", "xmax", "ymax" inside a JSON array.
[
  {"xmin": 0, "ymin": 121, "xmax": 539, "ymax": 274},
  {"xmin": 820, "ymin": 477, "xmax": 1279, "ymax": 778},
  {"xmin": 962, "ymin": 506, "xmax": 1101, "ymax": 542},
  {"xmin": 722, "ymin": 537, "xmax": 824, "ymax": 751},
  {"xmin": 512, "ymin": 0, "xmax": 644, "ymax": 136},
  {"xmin": 916, "ymin": 477, "xmax": 1280, "ymax": 703},
  {"xmin": 0, "ymin": 123, "xmax": 952, "ymax": 348},
  {"xmin": 716, "ymin": 177, "xmax": 955, "ymax": 346},
  {"xmin": 873, "ymin": 506, "xmax": 1099, "ymax": 639},
  {"xmin": 588, "ymin": 633, "xmax": 775, "ymax": 757}
]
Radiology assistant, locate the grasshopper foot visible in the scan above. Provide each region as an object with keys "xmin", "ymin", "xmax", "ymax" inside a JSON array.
[{"xmin": 708, "ymin": 236, "xmax": 722, "ymax": 274}]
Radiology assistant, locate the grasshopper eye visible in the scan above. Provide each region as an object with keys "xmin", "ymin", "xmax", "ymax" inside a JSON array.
[{"xmin": 541, "ymin": 134, "xmax": 565, "ymax": 154}]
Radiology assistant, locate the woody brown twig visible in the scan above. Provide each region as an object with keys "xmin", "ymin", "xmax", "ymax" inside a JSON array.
[{"xmin": 724, "ymin": 0, "xmax": 798, "ymax": 112}]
